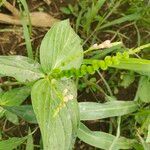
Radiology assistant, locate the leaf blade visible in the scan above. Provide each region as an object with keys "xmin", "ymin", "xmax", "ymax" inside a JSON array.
[
  {"xmin": 0, "ymin": 86, "xmax": 31, "ymax": 118},
  {"xmin": 111, "ymin": 58, "xmax": 150, "ymax": 77},
  {"xmin": 40, "ymin": 20, "xmax": 83, "ymax": 73},
  {"xmin": 1, "ymin": 105, "xmax": 37, "ymax": 124},
  {"xmin": 31, "ymin": 79, "xmax": 79, "ymax": 150},
  {"xmin": 26, "ymin": 128, "xmax": 34, "ymax": 150},
  {"xmin": 0, "ymin": 56, "xmax": 44, "ymax": 82},
  {"xmin": 77, "ymin": 123, "xmax": 136, "ymax": 150},
  {"xmin": 79, "ymin": 101, "xmax": 138, "ymax": 120},
  {"xmin": 0, "ymin": 137, "xmax": 27, "ymax": 150}
]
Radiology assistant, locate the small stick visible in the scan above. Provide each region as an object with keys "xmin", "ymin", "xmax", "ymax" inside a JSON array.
[
  {"xmin": 0, "ymin": 12, "xmax": 59, "ymax": 27},
  {"xmin": 0, "ymin": 0, "xmax": 59, "ymax": 27},
  {"xmin": 0, "ymin": 13, "xmax": 20, "ymax": 25}
]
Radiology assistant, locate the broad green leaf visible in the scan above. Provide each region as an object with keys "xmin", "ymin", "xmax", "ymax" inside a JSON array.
[
  {"xmin": 0, "ymin": 56, "xmax": 44, "ymax": 82},
  {"xmin": 79, "ymin": 101, "xmax": 138, "ymax": 120},
  {"xmin": 77, "ymin": 123, "xmax": 136, "ymax": 150},
  {"xmin": 0, "ymin": 137, "xmax": 27, "ymax": 150},
  {"xmin": 40, "ymin": 20, "xmax": 83, "ymax": 73},
  {"xmin": 26, "ymin": 128, "xmax": 34, "ymax": 150},
  {"xmin": 0, "ymin": 86, "xmax": 31, "ymax": 117},
  {"xmin": 3, "ymin": 101, "xmax": 138, "ymax": 123},
  {"xmin": 111, "ymin": 58, "xmax": 150, "ymax": 77},
  {"xmin": 138, "ymin": 76, "xmax": 150, "ymax": 103},
  {"xmin": 120, "ymin": 72, "xmax": 135, "ymax": 88},
  {"xmin": 31, "ymin": 79, "xmax": 79, "ymax": 150},
  {"xmin": 2, "ymin": 105, "xmax": 37, "ymax": 124},
  {"xmin": 5, "ymin": 111, "xmax": 19, "ymax": 125}
]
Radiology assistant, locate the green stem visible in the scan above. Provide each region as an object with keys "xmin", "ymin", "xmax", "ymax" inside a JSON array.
[
  {"xmin": 97, "ymin": 70, "xmax": 113, "ymax": 97},
  {"xmin": 109, "ymin": 116, "xmax": 121, "ymax": 150},
  {"xmin": 129, "ymin": 43, "xmax": 150, "ymax": 54}
]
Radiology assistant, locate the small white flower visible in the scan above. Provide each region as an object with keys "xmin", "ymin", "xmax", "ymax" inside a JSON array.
[
  {"xmin": 63, "ymin": 96, "xmax": 69, "ymax": 102},
  {"xmin": 92, "ymin": 40, "xmax": 112, "ymax": 49},
  {"xmin": 92, "ymin": 43, "xmax": 98, "ymax": 48},
  {"xmin": 63, "ymin": 94, "xmax": 74, "ymax": 102},
  {"xmin": 67, "ymin": 94, "xmax": 74, "ymax": 100}
]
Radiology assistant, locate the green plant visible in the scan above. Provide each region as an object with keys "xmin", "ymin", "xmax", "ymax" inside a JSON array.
[
  {"xmin": 60, "ymin": 0, "xmax": 150, "ymax": 48},
  {"xmin": 0, "ymin": 20, "xmax": 150, "ymax": 150}
]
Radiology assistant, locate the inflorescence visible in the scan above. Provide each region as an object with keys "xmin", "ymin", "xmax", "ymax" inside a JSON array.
[{"xmin": 50, "ymin": 51, "xmax": 129, "ymax": 79}]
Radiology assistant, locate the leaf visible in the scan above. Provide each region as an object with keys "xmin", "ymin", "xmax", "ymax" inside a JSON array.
[
  {"xmin": 111, "ymin": 58, "xmax": 150, "ymax": 77},
  {"xmin": 0, "ymin": 137, "xmax": 27, "ymax": 150},
  {"xmin": 60, "ymin": 7, "xmax": 72, "ymax": 14},
  {"xmin": 40, "ymin": 20, "xmax": 83, "ymax": 73},
  {"xmin": 31, "ymin": 79, "xmax": 80, "ymax": 150},
  {"xmin": 2, "ymin": 105, "xmax": 37, "ymax": 124},
  {"xmin": 99, "ymin": 13, "xmax": 140, "ymax": 30},
  {"xmin": 138, "ymin": 76, "xmax": 150, "ymax": 103},
  {"xmin": 26, "ymin": 128, "xmax": 34, "ymax": 150},
  {"xmin": 0, "ymin": 86, "xmax": 31, "ymax": 117},
  {"xmin": 93, "ymin": 42, "xmax": 123, "ymax": 59},
  {"xmin": 138, "ymin": 134, "xmax": 150, "ymax": 150},
  {"xmin": 21, "ymin": 17, "xmax": 33, "ymax": 59},
  {"xmin": 3, "ymin": 101, "xmax": 138, "ymax": 124},
  {"xmin": 5, "ymin": 111, "xmax": 19, "ymax": 125},
  {"xmin": 79, "ymin": 101, "xmax": 138, "ymax": 120},
  {"xmin": 83, "ymin": 0, "xmax": 106, "ymax": 33},
  {"xmin": 77, "ymin": 123, "xmax": 136, "ymax": 150},
  {"xmin": 120, "ymin": 72, "xmax": 135, "ymax": 88},
  {"xmin": 146, "ymin": 124, "xmax": 150, "ymax": 143},
  {"xmin": 135, "ymin": 109, "xmax": 150, "ymax": 131},
  {"xmin": 0, "ymin": 56, "xmax": 44, "ymax": 82},
  {"xmin": 20, "ymin": 0, "xmax": 33, "ymax": 59}
]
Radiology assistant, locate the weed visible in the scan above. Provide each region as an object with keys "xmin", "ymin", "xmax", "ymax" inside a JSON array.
[{"xmin": 0, "ymin": 20, "xmax": 150, "ymax": 150}]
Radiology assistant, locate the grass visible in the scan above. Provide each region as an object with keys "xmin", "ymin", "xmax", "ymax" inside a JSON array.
[{"xmin": 61, "ymin": 0, "xmax": 150, "ymax": 48}]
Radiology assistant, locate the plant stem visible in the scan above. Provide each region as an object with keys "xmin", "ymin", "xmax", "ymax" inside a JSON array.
[
  {"xmin": 129, "ymin": 43, "xmax": 150, "ymax": 54},
  {"xmin": 97, "ymin": 70, "xmax": 113, "ymax": 97},
  {"xmin": 109, "ymin": 116, "xmax": 121, "ymax": 150}
]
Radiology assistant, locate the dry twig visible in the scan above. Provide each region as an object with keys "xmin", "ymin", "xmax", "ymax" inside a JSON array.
[{"xmin": 0, "ymin": 1, "xmax": 59, "ymax": 27}]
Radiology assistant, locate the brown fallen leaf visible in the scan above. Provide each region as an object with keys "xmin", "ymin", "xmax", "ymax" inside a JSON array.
[{"xmin": 0, "ymin": 12, "xmax": 59, "ymax": 27}]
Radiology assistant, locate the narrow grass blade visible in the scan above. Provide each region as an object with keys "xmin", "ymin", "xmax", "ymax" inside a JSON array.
[
  {"xmin": 26, "ymin": 128, "xmax": 34, "ymax": 150},
  {"xmin": 21, "ymin": 17, "xmax": 33, "ymax": 59},
  {"xmin": 19, "ymin": 0, "xmax": 33, "ymax": 59},
  {"xmin": 92, "ymin": 42, "xmax": 123, "ymax": 59},
  {"xmin": 99, "ymin": 13, "xmax": 140, "ymax": 30},
  {"xmin": 19, "ymin": 0, "xmax": 32, "ymax": 33}
]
